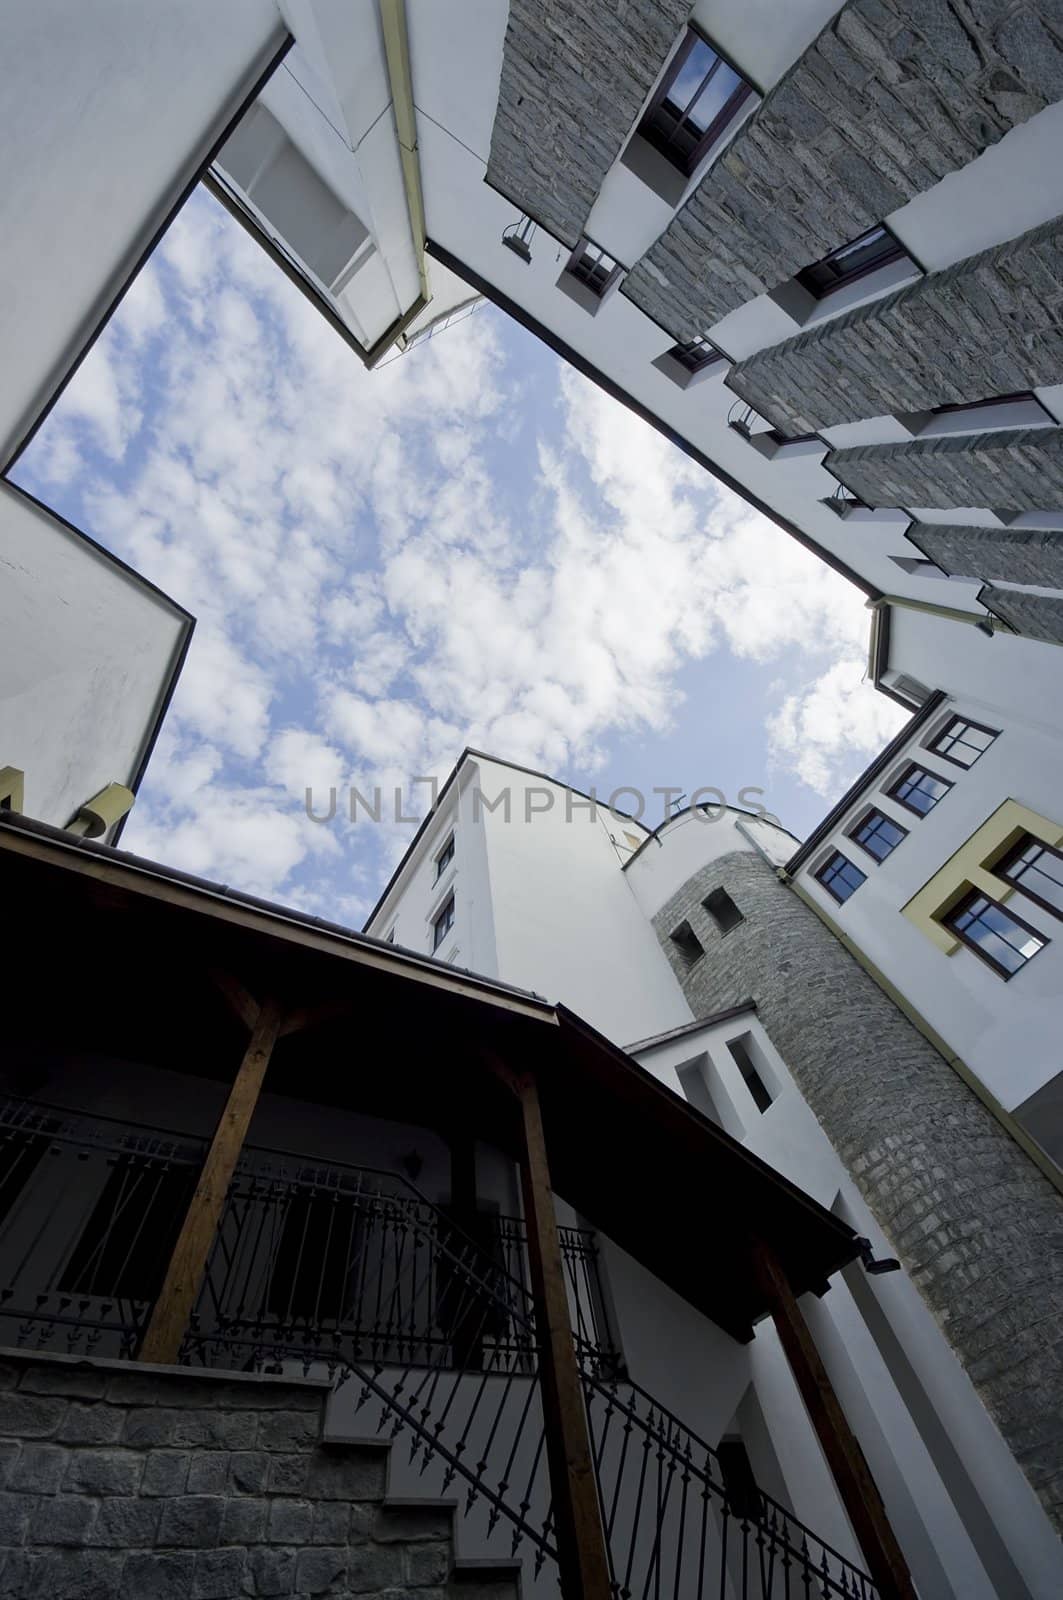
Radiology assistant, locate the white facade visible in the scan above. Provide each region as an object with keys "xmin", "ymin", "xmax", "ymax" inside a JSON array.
[
  {"xmin": 366, "ymin": 750, "xmax": 1062, "ymax": 1598},
  {"xmin": 0, "ymin": 482, "xmax": 192, "ymax": 838}
]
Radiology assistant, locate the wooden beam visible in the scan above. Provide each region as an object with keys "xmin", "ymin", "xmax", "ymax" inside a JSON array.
[
  {"xmin": 754, "ymin": 1242, "xmax": 917, "ymax": 1600},
  {"xmin": 137, "ymin": 997, "xmax": 283, "ymax": 1365},
  {"xmin": 209, "ymin": 967, "xmax": 259, "ymax": 1032},
  {"xmin": 516, "ymin": 1073, "xmax": 612, "ymax": 1600}
]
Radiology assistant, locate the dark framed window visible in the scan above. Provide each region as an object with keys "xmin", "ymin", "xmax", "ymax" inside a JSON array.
[
  {"xmin": 795, "ymin": 225, "xmax": 905, "ymax": 300},
  {"xmin": 887, "ymin": 763, "xmax": 953, "ymax": 818},
  {"xmin": 815, "ymin": 850, "xmax": 866, "ymax": 905},
  {"xmin": 267, "ymin": 1186, "xmax": 366, "ymax": 1324},
  {"xmin": 703, "ymin": 887, "xmax": 743, "ymax": 934},
  {"xmin": 927, "ymin": 715, "xmax": 999, "ymax": 769},
  {"xmin": 670, "ymin": 920, "xmax": 704, "ymax": 968},
  {"xmin": 432, "ymin": 894, "xmax": 455, "ymax": 951},
  {"xmin": 639, "ymin": 28, "xmax": 753, "ymax": 176},
  {"xmin": 943, "ymin": 890, "xmax": 1046, "ymax": 979},
  {"xmin": 434, "ymin": 834, "xmax": 455, "ymax": 882},
  {"xmin": 667, "ymin": 336, "xmax": 723, "ymax": 374},
  {"xmin": 848, "ymin": 808, "xmax": 908, "ymax": 863},
  {"xmin": 997, "ymin": 835, "xmax": 1063, "ymax": 919},
  {"xmin": 565, "ymin": 239, "xmax": 620, "ymax": 298}
]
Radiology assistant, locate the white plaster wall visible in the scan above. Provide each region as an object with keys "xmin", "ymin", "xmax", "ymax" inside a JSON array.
[
  {"xmin": 886, "ymin": 606, "xmax": 1063, "ymax": 738},
  {"xmin": 469, "ymin": 758, "xmax": 694, "ymax": 1044},
  {"xmin": 0, "ymin": 485, "xmax": 190, "ymax": 832},
  {"xmin": 799, "ymin": 689, "xmax": 1063, "ymax": 1113},
  {"xmin": 633, "ymin": 1015, "xmax": 1063, "ymax": 1597},
  {"xmin": 0, "ymin": 0, "xmax": 285, "ymax": 466},
  {"xmin": 624, "ymin": 807, "xmax": 799, "ymax": 923}
]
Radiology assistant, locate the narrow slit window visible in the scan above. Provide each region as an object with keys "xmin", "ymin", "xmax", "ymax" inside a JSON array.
[
  {"xmin": 639, "ymin": 29, "xmax": 753, "ymax": 176},
  {"xmin": 848, "ymin": 809, "xmax": 908, "ymax": 863},
  {"xmin": 670, "ymin": 920, "xmax": 704, "ymax": 968},
  {"xmin": 887, "ymin": 763, "xmax": 953, "ymax": 818},
  {"xmin": 997, "ymin": 835, "xmax": 1063, "ymax": 919},
  {"xmin": 943, "ymin": 891, "xmax": 1046, "ymax": 979},
  {"xmin": 432, "ymin": 894, "xmax": 456, "ymax": 951},
  {"xmin": 703, "ymin": 887, "xmax": 743, "ymax": 934},
  {"xmin": 795, "ymin": 226, "xmax": 905, "ymax": 300},
  {"xmin": 727, "ymin": 1035, "xmax": 774, "ymax": 1114},
  {"xmin": 434, "ymin": 834, "xmax": 455, "ymax": 881},
  {"xmin": 815, "ymin": 850, "xmax": 866, "ymax": 905},
  {"xmin": 927, "ymin": 715, "xmax": 999, "ymax": 770}
]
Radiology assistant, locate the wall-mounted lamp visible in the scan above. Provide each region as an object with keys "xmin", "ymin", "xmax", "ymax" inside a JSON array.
[
  {"xmin": 502, "ymin": 215, "xmax": 536, "ymax": 263},
  {"xmin": 856, "ymin": 1236, "xmax": 901, "ymax": 1275}
]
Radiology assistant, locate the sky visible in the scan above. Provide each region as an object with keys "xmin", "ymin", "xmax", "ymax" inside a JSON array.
[{"xmin": 13, "ymin": 187, "xmax": 906, "ymax": 925}]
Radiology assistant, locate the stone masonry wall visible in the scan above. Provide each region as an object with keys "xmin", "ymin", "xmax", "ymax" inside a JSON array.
[
  {"xmin": 485, "ymin": 0, "xmax": 690, "ymax": 249},
  {"xmin": 827, "ymin": 425, "xmax": 1063, "ymax": 511},
  {"xmin": 624, "ymin": 0, "xmax": 1063, "ymax": 341},
  {"xmin": 651, "ymin": 850, "xmax": 1063, "ymax": 1533},
  {"xmin": 979, "ymin": 585, "xmax": 1063, "ymax": 642},
  {"xmin": 726, "ymin": 216, "xmax": 1063, "ymax": 435},
  {"xmin": 909, "ymin": 521, "xmax": 1063, "ymax": 587},
  {"xmin": 0, "ymin": 1350, "xmax": 472, "ymax": 1599}
]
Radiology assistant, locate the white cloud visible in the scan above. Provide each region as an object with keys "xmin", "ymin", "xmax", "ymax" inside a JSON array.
[{"xmin": 22, "ymin": 185, "xmax": 905, "ymax": 912}]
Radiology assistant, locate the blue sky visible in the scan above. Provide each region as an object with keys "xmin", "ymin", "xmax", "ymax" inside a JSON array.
[{"xmin": 13, "ymin": 188, "xmax": 904, "ymax": 922}]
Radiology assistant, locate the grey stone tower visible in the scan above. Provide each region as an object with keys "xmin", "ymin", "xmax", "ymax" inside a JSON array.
[{"xmin": 651, "ymin": 846, "xmax": 1063, "ymax": 1534}]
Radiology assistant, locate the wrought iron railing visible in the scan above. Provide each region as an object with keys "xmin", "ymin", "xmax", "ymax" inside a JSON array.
[
  {"xmin": 0, "ymin": 1097, "xmax": 878, "ymax": 1600},
  {"xmin": 0, "ymin": 1097, "xmax": 206, "ymax": 1358},
  {"xmin": 580, "ymin": 1351, "xmax": 877, "ymax": 1600}
]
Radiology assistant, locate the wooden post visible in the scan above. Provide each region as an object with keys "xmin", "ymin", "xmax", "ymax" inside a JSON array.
[
  {"xmin": 138, "ymin": 997, "xmax": 282, "ymax": 1364},
  {"xmin": 754, "ymin": 1242, "xmax": 917, "ymax": 1600},
  {"xmin": 516, "ymin": 1073, "xmax": 613, "ymax": 1600}
]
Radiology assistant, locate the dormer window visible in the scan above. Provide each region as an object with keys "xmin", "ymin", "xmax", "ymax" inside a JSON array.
[
  {"xmin": 639, "ymin": 29, "xmax": 752, "ymax": 176},
  {"xmin": 795, "ymin": 226, "xmax": 905, "ymax": 300},
  {"xmin": 669, "ymin": 336, "xmax": 723, "ymax": 374},
  {"xmin": 566, "ymin": 239, "xmax": 620, "ymax": 298}
]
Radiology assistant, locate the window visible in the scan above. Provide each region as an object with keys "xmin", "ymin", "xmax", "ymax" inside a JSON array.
[
  {"xmin": 434, "ymin": 834, "xmax": 455, "ymax": 882},
  {"xmin": 639, "ymin": 29, "xmax": 753, "ymax": 175},
  {"xmin": 432, "ymin": 895, "xmax": 455, "ymax": 950},
  {"xmin": 815, "ymin": 850, "xmax": 866, "ymax": 905},
  {"xmin": 267, "ymin": 1185, "xmax": 365, "ymax": 1324},
  {"xmin": 670, "ymin": 920, "xmax": 704, "ymax": 968},
  {"xmin": 565, "ymin": 239, "xmax": 620, "ymax": 298},
  {"xmin": 888, "ymin": 763, "xmax": 953, "ymax": 817},
  {"xmin": 703, "ymin": 887, "xmax": 743, "ymax": 934},
  {"xmin": 727, "ymin": 1036, "xmax": 774, "ymax": 1114},
  {"xmin": 998, "ymin": 835, "xmax": 1063, "ymax": 918},
  {"xmin": 795, "ymin": 226, "xmax": 904, "ymax": 299},
  {"xmin": 668, "ymin": 336, "xmax": 723, "ymax": 374},
  {"xmin": 848, "ymin": 808, "xmax": 908, "ymax": 863},
  {"xmin": 927, "ymin": 715, "xmax": 999, "ymax": 770},
  {"xmin": 943, "ymin": 890, "xmax": 1046, "ymax": 979}
]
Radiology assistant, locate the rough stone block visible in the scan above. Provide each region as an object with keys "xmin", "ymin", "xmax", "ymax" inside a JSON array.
[
  {"xmin": 120, "ymin": 1551, "xmax": 197, "ymax": 1600},
  {"xmin": 140, "ymin": 1450, "xmax": 191, "ymax": 1497},
  {"xmin": 0, "ymin": 1491, "xmax": 32, "ymax": 1545},
  {"xmin": 256, "ymin": 1409, "xmax": 320, "ymax": 1452},
  {"xmin": 245, "ymin": 1546, "xmax": 297, "ymax": 1596},
  {"xmin": 193, "ymin": 1548, "xmax": 248, "ymax": 1600},
  {"xmin": 375, "ymin": 1503, "xmax": 453, "ymax": 1542},
  {"xmin": 63, "ymin": 1448, "xmax": 143, "ymax": 1497},
  {"xmin": 268, "ymin": 1497, "xmax": 313, "ymax": 1543},
  {"xmin": 186, "ymin": 1453, "xmax": 230, "ymax": 1494},
  {"xmin": 346, "ymin": 1543, "xmax": 405, "ymax": 1593},
  {"xmin": 59, "ymin": 1404, "xmax": 125, "ymax": 1447},
  {"xmin": 221, "ymin": 1494, "xmax": 270, "ymax": 1545},
  {"xmin": 19, "ymin": 1366, "xmax": 106, "ymax": 1400},
  {"xmin": 228, "ymin": 1451, "xmax": 270, "ymax": 1494},
  {"xmin": 405, "ymin": 1542, "xmax": 451, "ymax": 1586},
  {"xmin": 11, "ymin": 1442, "xmax": 67, "ymax": 1494},
  {"xmin": 1, "ymin": 1395, "xmax": 67, "ymax": 1438},
  {"xmin": 305, "ymin": 1447, "xmax": 386, "ymax": 1501},
  {"xmin": 295, "ymin": 1546, "xmax": 347, "ymax": 1595},
  {"xmin": 0, "ymin": 1439, "xmax": 20, "ymax": 1487},
  {"xmin": 90, "ymin": 1494, "xmax": 160, "ymax": 1546},
  {"xmin": 265, "ymin": 1453, "xmax": 307, "ymax": 1495},
  {"xmin": 157, "ymin": 1493, "xmax": 225, "ymax": 1548},
  {"xmin": 29, "ymin": 1495, "xmax": 98, "ymax": 1546}
]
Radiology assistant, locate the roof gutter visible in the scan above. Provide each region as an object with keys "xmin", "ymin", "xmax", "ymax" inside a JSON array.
[{"xmin": 378, "ymin": 0, "xmax": 432, "ymax": 354}]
